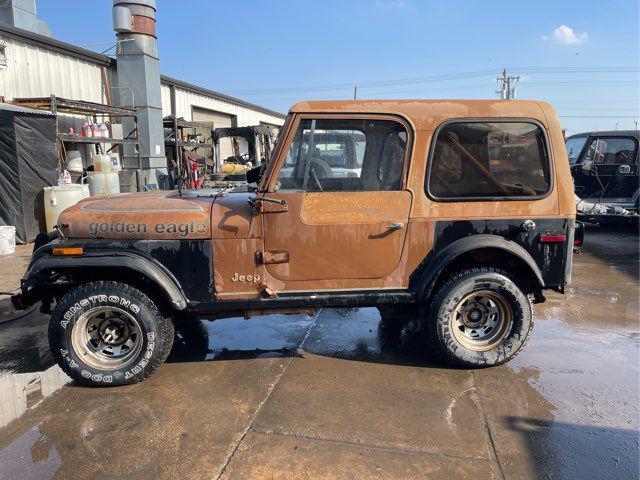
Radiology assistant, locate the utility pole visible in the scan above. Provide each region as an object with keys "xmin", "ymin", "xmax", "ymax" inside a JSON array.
[
  {"xmin": 353, "ymin": 85, "xmax": 358, "ymax": 100},
  {"xmin": 496, "ymin": 69, "xmax": 520, "ymax": 100}
]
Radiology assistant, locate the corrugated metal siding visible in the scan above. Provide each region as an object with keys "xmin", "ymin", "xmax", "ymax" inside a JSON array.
[
  {"xmin": 0, "ymin": 33, "xmax": 283, "ymax": 128},
  {"xmin": 0, "ymin": 35, "xmax": 106, "ymax": 102},
  {"xmin": 162, "ymin": 84, "xmax": 284, "ymax": 127}
]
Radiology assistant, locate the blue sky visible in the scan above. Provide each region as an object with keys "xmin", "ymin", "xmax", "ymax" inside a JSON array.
[{"xmin": 37, "ymin": 0, "xmax": 639, "ymax": 134}]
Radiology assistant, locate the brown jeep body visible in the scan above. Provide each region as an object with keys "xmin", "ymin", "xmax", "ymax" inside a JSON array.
[{"xmin": 16, "ymin": 99, "xmax": 575, "ymax": 318}]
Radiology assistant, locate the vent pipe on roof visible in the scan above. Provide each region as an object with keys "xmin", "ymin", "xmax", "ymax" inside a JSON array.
[
  {"xmin": 112, "ymin": 0, "xmax": 166, "ymax": 189},
  {"xmin": 0, "ymin": 0, "xmax": 52, "ymax": 36}
]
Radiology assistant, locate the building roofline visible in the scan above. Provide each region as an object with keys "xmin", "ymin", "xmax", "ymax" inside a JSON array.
[
  {"xmin": 160, "ymin": 75, "xmax": 286, "ymax": 119},
  {"xmin": 0, "ymin": 23, "xmax": 285, "ymax": 119},
  {"xmin": 0, "ymin": 22, "xmax": 115, "ymax": 65}
]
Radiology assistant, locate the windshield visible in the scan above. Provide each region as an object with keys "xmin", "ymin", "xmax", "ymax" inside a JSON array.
[{"xmin": 565, "ymin": 136, "xmax": 587, "ymax": 165}]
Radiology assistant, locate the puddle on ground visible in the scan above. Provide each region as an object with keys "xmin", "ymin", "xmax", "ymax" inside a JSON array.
[{"xmin": 0, "ymin": 227, "xmax": 636, "ymax": 478}]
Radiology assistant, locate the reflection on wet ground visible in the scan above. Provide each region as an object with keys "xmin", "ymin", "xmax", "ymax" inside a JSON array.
[{"xmin": 0, "ymin": 227, "xmax": 638, "ymax": 479}]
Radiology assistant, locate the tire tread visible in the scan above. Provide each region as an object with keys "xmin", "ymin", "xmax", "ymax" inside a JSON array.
[
  {"xmin": 424, "ymin": 266, "xmax": 534, "ymax": 368},
  {"xmin": 49, "ymin": 280, "xmax": 174, "ymax": 386}
]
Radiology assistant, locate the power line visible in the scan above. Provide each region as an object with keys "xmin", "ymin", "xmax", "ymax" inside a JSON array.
[
  {"xmin": 225, "ymin": 69, "xmax": 498, "ymax": 95},
  {"xmin": 223, "ymin": 66, "xmax": 639, "ymax": 96}
]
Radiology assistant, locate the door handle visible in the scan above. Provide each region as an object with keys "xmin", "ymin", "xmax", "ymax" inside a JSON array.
[{"xmin": 385, "ymin": 222, "xmax": 404, "ymax": 231}]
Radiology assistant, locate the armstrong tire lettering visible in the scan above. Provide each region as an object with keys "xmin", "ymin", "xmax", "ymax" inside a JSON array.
[{"xmin": 49, "ymin": 280, "xmax": 175, "ymax": 387}]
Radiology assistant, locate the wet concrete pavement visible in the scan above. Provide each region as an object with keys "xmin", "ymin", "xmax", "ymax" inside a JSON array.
[{"xmin": 0, "ymin": 227, "xmax": 638, "ymax": 479}]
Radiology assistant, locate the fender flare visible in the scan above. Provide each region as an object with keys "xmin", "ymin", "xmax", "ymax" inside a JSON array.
[
  {"xmin": 24, "ymin": 250, "xmax": 188, "ymax": 310},
  {"xmin": 412, "ymin": 234, "xmax": 545, "ymax": 300}
]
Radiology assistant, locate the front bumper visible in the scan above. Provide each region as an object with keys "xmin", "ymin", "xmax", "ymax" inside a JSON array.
[
  {"xmin": 11, "ymin": 230, "xmax": 61, "ymax": 311},
  {"xmin": 11, "ymin": 290, "xmax": 39, "ymax": 311}
]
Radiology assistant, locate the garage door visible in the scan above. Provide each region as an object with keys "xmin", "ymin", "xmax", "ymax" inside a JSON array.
[{"xmin": 192, "ymin": 108, "xmax": 234, "ymax": 162}]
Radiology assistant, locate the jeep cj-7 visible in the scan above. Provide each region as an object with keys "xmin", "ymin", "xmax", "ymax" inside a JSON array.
[{"xmin": 12, "ymin": 100, "xmax": 577, "ymax": 386}]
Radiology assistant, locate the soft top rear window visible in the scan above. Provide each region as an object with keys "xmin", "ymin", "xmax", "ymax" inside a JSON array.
[{"xmin": 426, "ymin": 121, "xmax": 551, "ymax": 200}]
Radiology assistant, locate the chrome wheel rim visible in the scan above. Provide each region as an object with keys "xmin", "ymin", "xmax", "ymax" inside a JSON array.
[
  {"xmin": 451, "ymin": 290, "xmax": 513, "ymax": 351},
  {"xmin": 71, "ymin": 306, "xmax": 143, "ymax": 370}
]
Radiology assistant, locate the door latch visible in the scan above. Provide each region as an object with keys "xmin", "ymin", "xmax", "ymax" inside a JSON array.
[
  {"xmin": 255, "ymin": 250, "xmax": 290, "ymax": 265},
  {"xmin": 384, "ymin": 222, "xmax": 404, "ymax": 231}
]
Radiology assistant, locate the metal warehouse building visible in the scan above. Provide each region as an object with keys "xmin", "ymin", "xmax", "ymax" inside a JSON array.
[
  {"xmin": 0, "ymin": 23, "xmax": 284, "ymax": 128},
  {"xmin": 0, "ymin": 20, "xmax": 284, "ymax": 189}
]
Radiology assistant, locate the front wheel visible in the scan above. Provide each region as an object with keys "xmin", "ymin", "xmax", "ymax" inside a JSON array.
[
  {"xmin": 49, "ymin": 281, "xmax": 174, "ymax": 386},
  {"xmin": 424, "ymin": 267, "xmax": 533, "ymax": 367}
]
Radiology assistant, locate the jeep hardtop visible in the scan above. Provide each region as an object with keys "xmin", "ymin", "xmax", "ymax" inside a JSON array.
[{"xmin": 12, "ymin": 99, "xmax": 577, "ymax": 386}]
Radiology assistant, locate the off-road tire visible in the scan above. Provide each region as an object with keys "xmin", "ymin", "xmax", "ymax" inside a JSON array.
[
  {"xmin": 424, "ymin": 267, "xmax": 533, "ymax": 368},
  {"xmin": 49, "ymin": 281, "xmax": 174, "ymax": 387}
]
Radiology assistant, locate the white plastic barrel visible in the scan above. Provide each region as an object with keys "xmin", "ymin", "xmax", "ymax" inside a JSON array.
[
  {"xmin": 87, "ymin": 172, "xmax": 120, "ymax": 196},
  {"xmin": 44, "ymin": 185, "xmax": 90, "ymax": 232},
  {"xmin": 0, "ymin": 226, "xmax": 16, "ymax": 255}
]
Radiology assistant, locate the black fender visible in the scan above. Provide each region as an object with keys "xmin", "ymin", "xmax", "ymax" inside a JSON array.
[
  {"xmin": 20, "ymin": 250, "xmax": 188, "ymax": 310},
  {"xmin": 412, "ymin": 234, "xmax": 545, "ymax": 300}
]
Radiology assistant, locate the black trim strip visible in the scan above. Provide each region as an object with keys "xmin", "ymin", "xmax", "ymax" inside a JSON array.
[{"xmin": 189, "ymin": 290, "xmax": 415, "ymax": 313}]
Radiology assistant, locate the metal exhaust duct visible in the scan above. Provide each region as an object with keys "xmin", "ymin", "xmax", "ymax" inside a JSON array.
[
  {"xmin": 0, "ymin": 0, "xmax": 52, "ymax": 36},
  {"xmin": 112, "ymin": 0, "xmax": 166, "ymax": 189}
]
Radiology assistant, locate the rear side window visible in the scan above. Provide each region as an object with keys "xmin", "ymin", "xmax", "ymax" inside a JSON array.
[{"xmin": 427, "ymin": 121, "xmax": 551, "ymax": 199}]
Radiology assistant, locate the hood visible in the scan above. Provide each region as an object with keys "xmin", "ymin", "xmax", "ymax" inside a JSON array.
[{"xmin": 58, "ymin": 190, "xmax": 218, "ymax": 240}]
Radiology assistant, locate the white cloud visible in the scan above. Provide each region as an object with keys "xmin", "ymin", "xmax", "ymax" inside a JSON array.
[
  {"xmin": 542, "ymin": 25, "xmax": 588, "ymax": 45},
  {"xmin": 375, "ymin": 0, "xmax": 407, "ymax": 8}
]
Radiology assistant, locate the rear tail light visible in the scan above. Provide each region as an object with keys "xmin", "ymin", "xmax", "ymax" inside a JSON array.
[{"xmin": 539, "ymin": 234, "xmax": 567, "ymax": 243}]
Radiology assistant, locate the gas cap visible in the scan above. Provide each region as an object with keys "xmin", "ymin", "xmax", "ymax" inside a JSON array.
[{"xmin": 521, "ymin": 219, "xmax": 536, "ymax": 232}]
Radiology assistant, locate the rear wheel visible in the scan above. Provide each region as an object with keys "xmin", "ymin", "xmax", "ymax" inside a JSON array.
[
  {"xmin": 424, "ymin": 267, "xmax": 533, "ymax": 367},
  {"xmin": 50, "ymin": 281, "xmax": 174, "ymax": 386}
]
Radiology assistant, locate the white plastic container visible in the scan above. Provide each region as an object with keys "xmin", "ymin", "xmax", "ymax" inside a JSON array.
[
  {"xmin": 98, "ymin": 123, "xmax": 109, "ymax": 139},
  {"xmin": 92, "ymin": 154, "xmax": 112, "ymax": 173},
  {"xmin": 67, "ymin": 151, "xmax": 83, "ymax": 172},
  {"xmin": 44, "ymin": 185, "xmax": 90, "ymax": 232},
  {"xmin": 0, "ymin": 226, "xmax": 16, "ymax": 255},
  {"xmin": 87, "ymin": 172, "xmax": 120, "ymax": 196}
]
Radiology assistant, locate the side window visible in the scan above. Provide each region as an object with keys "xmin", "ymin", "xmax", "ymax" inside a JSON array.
[
  {"xmin": 276, "ymin": 118, "xmax": 407, "ymax": 192},
  {"xmin": 582, "ymin": 137, "xmax": 637, "ymax": 165},
  {"xmin": 565, "ymin": 135, "xmax": 588, "ymax": 165},
  {"xmin": 427, "ymin": 121, "xmax": 551, "ymax": 199}
]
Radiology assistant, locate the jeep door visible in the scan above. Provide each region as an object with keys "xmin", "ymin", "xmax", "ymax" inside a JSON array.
[
  {"xmin": 260, "ymin": 115, "xmax": 412, "ymax": 285},
  {"xmin": 572, "ymin": 134, "xmax": 639, "ymax": 203}
]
